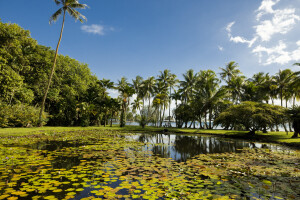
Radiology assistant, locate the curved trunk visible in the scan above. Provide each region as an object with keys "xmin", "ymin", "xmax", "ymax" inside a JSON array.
[{"xmin": 39, "ymin": 10, "xmax": 66, "ymax": 126}]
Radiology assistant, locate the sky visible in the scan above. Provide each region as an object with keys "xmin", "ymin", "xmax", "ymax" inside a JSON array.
[{"xmin": 1, "ymin": 0, "xmax": 300, "ymax": 88}]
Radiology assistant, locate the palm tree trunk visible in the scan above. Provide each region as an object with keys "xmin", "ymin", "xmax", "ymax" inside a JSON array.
[
  {"xmin": 39, "ymin": 10, "xmax": 66, "ymax": 126},
  {"xmin": 188, "ymin": 120, "xmax": 193, "ymax": 128},
  {"xmin": 148, "ymin": 96, "xmax": 151, "ymax": 118},
  {"xmin": 169, "ymin": 86, "xmax": 171, "ymax": 124},
  {"xmin": 280, "ymin": 89, "xmax": 283, "ymax": 107},
  {"xmin": 142, "ymin": 98, "xmax": 145, "ymax": 115},
  {"xmin": 159, "ymin": 105, "xmax": 162, "ymax": 127},
  {"xmin": 293, "ymin": 96, "xmax": 296, "ymax": 107},
  {"xmin": 209, "ymin": 108, "xmax": 212, "ymax": 129},
  {"xmin": 110, "ymin": 111, "xmax": 113, "ymax": 127},
  {"xmin": 161, "ymin": 103, "xmax": 166, "ymax": 127}
]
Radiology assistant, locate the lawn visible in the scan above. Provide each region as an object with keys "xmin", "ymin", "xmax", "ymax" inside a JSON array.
[{"xmin": 0, "ymin": 125, "xmax": 299, "ymax": 148}]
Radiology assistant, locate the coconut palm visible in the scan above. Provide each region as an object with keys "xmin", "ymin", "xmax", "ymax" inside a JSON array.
[
  {"xmin": 273, "ymin": 69, "xmax": 293, "ymax": 107},
  {"xmin": 99, "ymin": 78, "xmax": 114, "ymax": 96},
  {"xmin": 141, "ymin": 77, "xmax": 156, "ymax": 115},
  {"xmin": 116, "ymin": 77, "xmax": 135, "ymax": 127},
  {"xmin": 227, "ymin": 75, "xmax": 245, "ymax": 104},
  {"xmin": 180, "ymin": 69, "xmax": 197, "ymax": 103},
  {"xmin": 219, "ymin": 61, "xmax": 241, "ymax": 83},
  {"xmin": 195, "ymin": 70, "xmax": 226, "ymax": 129},
  {"xmin": 39, "ymin": 0, "xmax": 88, "ymax": 125},
  {"xmin": 131, "ymin": 98, "xmax": 143, "ymax": 112},
  {"xmin": 171, "ymin": 89, "xmax": 181, "ymax": 109},
  {"xmin": 154, "ymin": 79, "xmax": 169, "ymax": 127},
  {"xmin": 132, "ymin": 76, "xmax": 144, "ymax": 98},
  {"xmin": 166, "ymin": 72, "xmax": 178, "ymax": 125}
]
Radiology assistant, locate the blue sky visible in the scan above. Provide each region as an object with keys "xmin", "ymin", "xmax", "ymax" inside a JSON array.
[{"xmin": 1, "ymin": 0, "xmax": 300, "ymax": 84}]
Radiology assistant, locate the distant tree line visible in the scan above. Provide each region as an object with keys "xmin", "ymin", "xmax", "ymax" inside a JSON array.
[
  {"xmin": 117, "ymin": 63, "xmax": 300, "ymax": 137},
  {"xmin": 1, "ymin": 20, "xmax": 300, "ymax": 138}
]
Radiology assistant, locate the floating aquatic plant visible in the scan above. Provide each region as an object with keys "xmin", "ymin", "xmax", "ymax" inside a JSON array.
[{"xmin": 0, "ymin": 130, "xmax": 298, "ymax": 199}]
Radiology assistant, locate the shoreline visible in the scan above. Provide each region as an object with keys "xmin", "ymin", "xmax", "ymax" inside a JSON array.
[{"xmin": 0, "ymin": 125, "xmax": 299, "ymax": 149}]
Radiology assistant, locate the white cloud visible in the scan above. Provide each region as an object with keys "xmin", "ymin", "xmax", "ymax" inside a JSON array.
[
  {"xmin": 107, "ymin": 89, "xmax": 118, "ymax": 98},
  {"xmin": 226, "ymin": 22, "xmax": 257, "ymax": 47},
  {"xmin": 229, "ymin": 35, "xmax": 257, "ymax": 47},
  {"xmin": 81, "ymin": 24, "xmax": 114, "ymax": 35},
  {"xmin": 218, "ymin": 46, "xmax": 224, "ymax": 51},
  {"xmin": 252, "ymin": 40, "xmax": 300, "ymax": 65},
  {"xmin": 256, "ymin": 0, "xmax": 279, "ymax": 20},
  {"xmin": 255, "ymin": 8, "xmax": 300, "ymax": 41},
  {"xmin": 226, "ymin": 0, "xmax": 300, "ymax": 65},
  {"xmin": 226, "ymin": 21, "xmax": 235, "ymax": 33}
]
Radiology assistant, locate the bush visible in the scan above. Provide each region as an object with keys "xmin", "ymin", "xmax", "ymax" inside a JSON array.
[
  {"xmin": 138, "ymin": 115, "xmax": 148, "ymax": 128},
  {"xmin": 287, "ymin": 106, "xmax": 300, "ymax": 138},
  {"xmin": 214, "ymin": 101, "xmax": 286, "ymax": 134},
  {"xmin": 0, "ymin": 102, "xmax": 47, "ymax": 127}
]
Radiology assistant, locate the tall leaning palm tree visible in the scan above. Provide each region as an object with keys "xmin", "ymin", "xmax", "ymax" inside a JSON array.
[{"xmin": 39, "ymin": 0, "xmax": 88, "ymax": 125}]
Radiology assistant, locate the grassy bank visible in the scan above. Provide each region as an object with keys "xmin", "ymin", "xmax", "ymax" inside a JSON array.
[{"xmin": 0, "ymin": 125, "xmax": 299, "ymax": 148}]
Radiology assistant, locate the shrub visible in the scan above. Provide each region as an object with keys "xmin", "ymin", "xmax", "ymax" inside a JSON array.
[
  {"xmin": 0, "ymin": 102, "xmax": 47, "ymax": 127},
  {"xmin": 214, "ymin": 101, "xmax": 286, "ymax": 134}
]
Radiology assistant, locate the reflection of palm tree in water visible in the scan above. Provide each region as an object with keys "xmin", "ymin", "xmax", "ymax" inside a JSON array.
[
  {"xmin": 173, "ymin": 136, "xmax": 256, "ymax": 162},
  {"xmin": 137, "ymin": 133, "xmax": 271, "ymax": 162}
]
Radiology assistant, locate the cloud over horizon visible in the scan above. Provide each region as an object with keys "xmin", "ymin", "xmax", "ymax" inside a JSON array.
[{"xmin": 226, "ymin": 0, "xmax": 300, "ymax": 65}]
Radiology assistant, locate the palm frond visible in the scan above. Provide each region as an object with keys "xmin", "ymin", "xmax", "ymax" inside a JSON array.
[
  {"xmin": 49, "ymin": 8, "xmax": 63, "ymax": 24},
  {"xmin": 66, "ymin": 7, "xmax": 87, "ymax": 23},
  {"xmin": 53, "ymin": 0, "xmax": 61, "ymax": 5},
  {"xmin": 70, "ymin": 3, "xmax": 88, "ymax": 9},
  {"xmin": 293, "ymin": 63, "xmax": 300, "ymax": 66}
]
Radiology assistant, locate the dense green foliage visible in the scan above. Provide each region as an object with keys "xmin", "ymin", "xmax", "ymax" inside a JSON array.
[
  {"xmin": 122, "ymin": 62, "xmax": 300, "ymax": 137},
  {"xmin": 2, "ymin": 19, "xmax": 300, "ymax": 138},
  {"xmin": 0, "ymin": 102, "xmax": 47, "ymax": 127},
  {"xmin": 0, "ymin": 20, "xmax": 119, "ymax": 127},
  {"xmin": 215, "ymin": 101, "xmax": 286, "ymax": 134},
  {"xmin": 287, "ymin": 106, "xmax": 300, "ymax": 138}
]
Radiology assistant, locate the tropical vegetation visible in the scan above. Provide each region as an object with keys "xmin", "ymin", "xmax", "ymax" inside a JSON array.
[{"xmin": 2, "ymin": 18, "xmax": 300, "ymax": 138}]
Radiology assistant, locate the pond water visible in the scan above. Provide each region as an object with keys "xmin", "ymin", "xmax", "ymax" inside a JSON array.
[
  {"xmin": 127, "ymin": 133, "xmax": 288, "ymax": 162},
  {"xmin": 0, "ymin": 130, "xmax": 298, "ymax": 200}
]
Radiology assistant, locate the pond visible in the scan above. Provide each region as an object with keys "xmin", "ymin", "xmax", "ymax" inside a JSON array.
[
  {"xmin": 0, "ymin": 130, "xmax": 299, "ymax": 200},
  {"xmin": 128, "ymin": 133, "xmax": 288, "ymax": 162}
]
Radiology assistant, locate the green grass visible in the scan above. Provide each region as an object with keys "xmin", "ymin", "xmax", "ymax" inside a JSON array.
[{"xmin": 0, "ymin": 125, "xmax": 299, "ymax": 147}]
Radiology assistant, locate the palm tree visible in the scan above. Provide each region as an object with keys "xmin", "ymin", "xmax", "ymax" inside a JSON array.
[
  {"xmin": 154, "ymin": 79, "xmax": 169, "ymax": 127},
  {"xmin": 289, "ymin": 64, "xmax": 300, "ymax": 106},
  {"xmin": 180, "ymin": 69, "xmax": 197, "ymax": 103},
  {"xmin": 227, "ymin": 75, "xmax": 245, "ymax": 104},
  {"xmin": 99, "ymin": 78, "xmax": 114, "ymax": 96},
  {"xmin": 131, "ymin": 98, "xmax": 143, "ymax": 112},
  {"xmin": 141, "ymin": 77, "xmax": 156, "ymax": 115},
  {"xmin": 273, "ymin": 69, "xmax": 293, "ymax": 107},
  {"xmin": 195, "ymin": 70, "xmax": 226, "ymax": 129},
  {"xmin": 219, "ymin": 61, "xmax": 241, "ymax": 83},
  {"xmin": 159, "ymin": 70, "xmax": 178, "ymax": 126},
  {"xmin": 39, "ymin": 0, "xmax": 88, "ymax": 125},
  {"xmin": 116, "ymin": 77, "xmax": 135, "ymax": 127},
  {"xmin": 132, "ymin": 76, "xmax": 144, "ymax": 98},
  {"xmin": 171, "ymin": 89, "xmax": 181, "ymax": 109}
]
